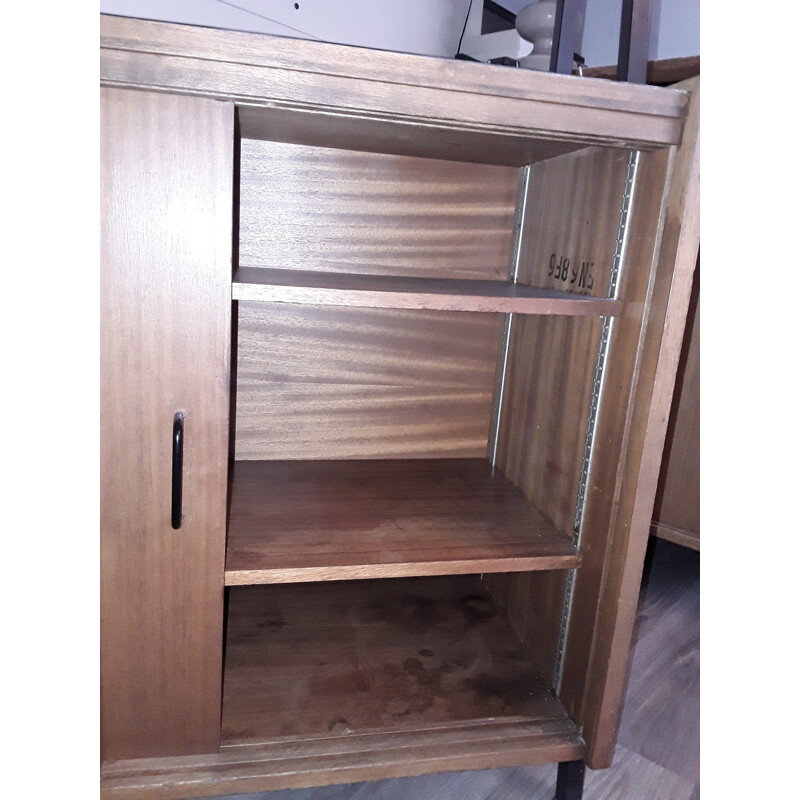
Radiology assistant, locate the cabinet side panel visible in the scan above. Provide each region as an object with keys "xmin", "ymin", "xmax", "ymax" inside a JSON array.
[
  {"xmin": 497, "ymin": 314, "xmax": 601, "ymax": 532},
  {"xmin": 561, "ymin": 78, "xmax": 699, "ymax": 767},
  {"xmin": 557, "ymin": 147, "xmax": 675, "ymax": 766},
  {"xmin": 489, "ymin": 149, "xmax": 639, "ymax": 687},
  {"xmin": 492, "ymin": 314, "xmax": 600, "ymax": 682},
  {"xmin": 516, "ymin": 147, "xmax": 631, "ymax": 296},
  {"xmin": 100, "ymin": 88, "xmax": 233, "ymax": 759},
  {"xmin": 234, "ymin": 303, "xmax": 502, "ymax": 460}
]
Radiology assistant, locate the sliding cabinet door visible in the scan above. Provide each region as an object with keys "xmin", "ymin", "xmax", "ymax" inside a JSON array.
[{"xmin": 100, "ymin": 88, "xmax": 233, "ymax": 759}]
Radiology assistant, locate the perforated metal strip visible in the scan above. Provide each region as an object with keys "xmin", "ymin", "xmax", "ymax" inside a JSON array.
[
  {"xmin": 489, "ymin": 164, "xmax": 530, "ymax": 471},
  {"xmin": 553, "ymin": 150, "xmax": 639, "ymax": 691}
]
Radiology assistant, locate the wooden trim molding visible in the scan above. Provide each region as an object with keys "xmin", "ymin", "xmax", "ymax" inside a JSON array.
[{"xmin": 100, "ymin": 14, "xmax": 688, "ymax": 164}]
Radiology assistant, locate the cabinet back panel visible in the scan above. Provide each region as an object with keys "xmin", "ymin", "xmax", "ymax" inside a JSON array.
[
  {"xmin": 238, "ymin": 139, "xmax": 518, "ymax": 279},
  {"xmin": 234, "ymin": 302, "xmax": 503, "ymax": 460}
]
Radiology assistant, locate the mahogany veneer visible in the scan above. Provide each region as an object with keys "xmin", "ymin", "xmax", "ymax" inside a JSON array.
[
  {"xmin": 225, "ymin": 459, "xmax": 580, "ymax": 585},
  {"xmin": 99, "ymin": 14, "xmax": 700, "ymax": 799}
]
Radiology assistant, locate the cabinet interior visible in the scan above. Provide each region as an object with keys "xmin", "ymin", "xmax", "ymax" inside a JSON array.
[{"xmin": 222, "ymin": 129, "xmax": 632, "ymax": 752}]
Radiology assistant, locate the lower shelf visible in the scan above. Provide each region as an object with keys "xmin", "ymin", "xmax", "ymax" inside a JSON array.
[
  {"xmin": 222, "ymin": 576, "xmax": 581, "ymax": 780},
  {"xmin": 100, "ymin": 576, "xmax": 583, "ymax": 797}
]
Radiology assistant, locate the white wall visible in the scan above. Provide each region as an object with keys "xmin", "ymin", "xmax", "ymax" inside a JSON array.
[
  {"xmin": 100, "ymin": 0, "xmax": 473, "ymax": 57},
  {"xmin": 100, "ymin": 0, "xmax": 699, "ymax": 65},
  {"xmin": 650, "ymin": 0, "xmax": 700, "ymax": 59},
  {"xmin": 494, "ymin": 0, "xmax": 699, "ymax": 67},
  {"xmin": 578, "ymin": 0, "xmax": 699, "ymax": 66}
]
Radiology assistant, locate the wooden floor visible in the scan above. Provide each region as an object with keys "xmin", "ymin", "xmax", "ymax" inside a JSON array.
[{"xmin": 201, "ymin": 537, "xmax": 699, "ymax": 800}]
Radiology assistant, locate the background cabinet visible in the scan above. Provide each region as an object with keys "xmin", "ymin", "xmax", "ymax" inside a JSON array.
[
  {"xmin": 100, "ymin": 15, "xmax": 699, "ymax": 798},
  {"xmin": 651, "ymin": 260, "xmax": 700, "ymax": 550}
]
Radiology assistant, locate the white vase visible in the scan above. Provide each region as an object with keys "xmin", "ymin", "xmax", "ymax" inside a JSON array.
[
  {"xmin": 515, "ymin": 1, "xmax": 584, "ymax": 72},
  {"xmin": 515, "ymin": 1, "xmax": 557, "ymax": 44}
]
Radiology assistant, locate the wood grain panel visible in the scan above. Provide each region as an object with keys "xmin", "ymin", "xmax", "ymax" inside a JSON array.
[
  {"xmin": 225, "ymin": 459, "xmax": 579, "ymax": 584},
  {"xmin": 100, "ymin": 15, "xmax": 685, "ymax": 119},
  {"xmin": 498, "ymin": 571, "xmax": 569, "ymax": 689},
  {"xmin": 233, "ymin": 302, "xmax": 503, "ymax": 461},
  {"xmin": 238, "ymin": 139, "xmax": 517, "ymax": 278},
  {"xmin": 489, "ymin": 314, "xmax": 600, "ymax": 683},
  {"xmin": 497, "ymin": 316, "xmax": 600, "ymax": 532},
  {"xmin": 516, "ymin": 147, "xmax": 631, "ymax": 297},
  {"xmin": 481, "ymin": 565, "xmax": 564, "ymax": 681},
  {"xmin": 100, "ymin": 88, "xmax": 232, "ymax": 759}
]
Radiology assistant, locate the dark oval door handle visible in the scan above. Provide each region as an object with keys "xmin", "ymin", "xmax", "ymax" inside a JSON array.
[{"xmin": 171, "ymin": 412, "xmax": 184, "ymax": 529}]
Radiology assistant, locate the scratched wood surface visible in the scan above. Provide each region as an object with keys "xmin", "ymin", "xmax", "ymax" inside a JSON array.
[
  {"xmin": 221, "ymin": 576, "xmax": 579, "ymax": 746},
  {"xmin": 195, "ymin": 538, "xmax": 699, "ymax": 800}
]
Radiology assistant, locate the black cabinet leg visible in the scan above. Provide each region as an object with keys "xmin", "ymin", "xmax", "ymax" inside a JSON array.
[{"xmin": 555, "ymin": 759, "xmax": 585, "ymax": 800}]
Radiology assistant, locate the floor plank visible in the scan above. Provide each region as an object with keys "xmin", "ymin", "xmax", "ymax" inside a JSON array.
[
  {"xmin": 584, "ymin": 746, "xmax": 694, "ymax": 799},
  {"xmin": 616, "ymin": 539, "xmax": 700, "ymax": 786}
]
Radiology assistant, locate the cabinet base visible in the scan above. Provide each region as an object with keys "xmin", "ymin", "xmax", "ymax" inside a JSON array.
[{"xmin": 101, "ymin": 736, "xmax": 585, "ymax": 799}]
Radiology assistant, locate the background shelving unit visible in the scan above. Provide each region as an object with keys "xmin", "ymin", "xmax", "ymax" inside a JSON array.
[{"xmin": 100, "ymin": 14, "xmax": 699, "ymax": 799}]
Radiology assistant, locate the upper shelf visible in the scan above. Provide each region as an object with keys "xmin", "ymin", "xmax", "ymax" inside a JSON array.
[
  {"xmin": 99, "ymin": 14, "xmax": 688, "ymax": 166},
  {"xmin": 233, "ymin": 267, "xmax": 619, "ymax": 316}
]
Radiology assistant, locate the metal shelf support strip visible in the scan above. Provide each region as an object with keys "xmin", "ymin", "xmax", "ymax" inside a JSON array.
[{"xmin": 554, "ymin": 150, "xmax": 640, "ymax": 692}]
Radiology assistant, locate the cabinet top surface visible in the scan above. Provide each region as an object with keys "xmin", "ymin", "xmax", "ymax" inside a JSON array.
[
  {"xmin": 99, "ymin": 13, "xmax": 686, "ymax": 111},
  {"xmin": 100, "ymin": 13, "xmax": 688, "ymax": 164}
]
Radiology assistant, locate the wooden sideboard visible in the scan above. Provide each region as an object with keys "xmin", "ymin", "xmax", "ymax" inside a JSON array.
[{"xmin": 99, "ymin": 15, "xmax": 700, "ymax": 798}]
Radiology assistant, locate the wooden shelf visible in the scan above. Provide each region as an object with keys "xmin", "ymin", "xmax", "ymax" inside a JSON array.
[
  {"xmin": 216, "ymin": 576, "xmax": 584, "ymax": 781},
  {"xmin": 225, "ymin": 459, "xmax": 580, "ymax": 585},
  {"xmin": 232, "ymin": 267, "xmax": 619, "ymax": 316}
]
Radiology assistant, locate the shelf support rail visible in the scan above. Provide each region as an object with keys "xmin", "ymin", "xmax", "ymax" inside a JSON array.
[
  {"xmin": 490, "ymin": 164, "xmax": 531, "ymax": 471},
  {"xmin": 554, "ymin": 150, "xmax": 640, "ymax": 692}
]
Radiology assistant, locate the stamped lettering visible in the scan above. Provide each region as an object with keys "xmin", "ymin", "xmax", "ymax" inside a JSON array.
[{"xmin": 549, "ymin": 253, "xmax": 595, "ymax": 295}]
